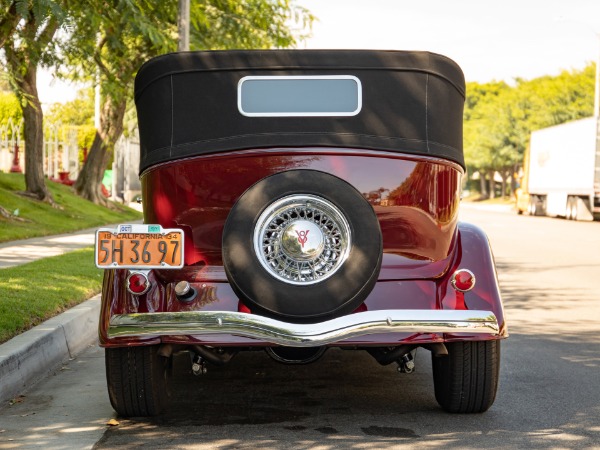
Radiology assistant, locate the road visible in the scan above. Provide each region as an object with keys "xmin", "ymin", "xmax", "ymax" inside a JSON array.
[{"xmin": 1, "ymin": 205, "xmax": 599, "ymax": 449}]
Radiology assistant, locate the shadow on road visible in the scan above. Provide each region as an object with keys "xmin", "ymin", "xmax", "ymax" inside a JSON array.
[
  {"xmin": 94, "ymin": 248, "xmax": 600, "ymax": 448},
  {"xmin": 94, "ymin": 337, "xmax": 600, "ymax": 449}
]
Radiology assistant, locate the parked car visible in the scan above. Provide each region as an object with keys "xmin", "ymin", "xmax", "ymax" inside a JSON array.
[{"xmin": 95, "ymin": 49, "xmax": 507, "ymax": 417}]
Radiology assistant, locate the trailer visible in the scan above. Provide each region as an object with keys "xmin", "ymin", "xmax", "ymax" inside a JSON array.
[{"xmin": 516, "ymin": 117, "xmax": 600, "ymax": 220}]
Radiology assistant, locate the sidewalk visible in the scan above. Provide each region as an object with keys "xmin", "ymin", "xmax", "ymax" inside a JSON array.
[
  {"xmin": 0, "ymin": 227, "xmax": 98, "ymax": 268},
  {"xmin": 460, "ymin": 200, "xmax": 515, "ymax": 214},
  {"xmin": 0, "ymin": 227, "xmax": 104, "ymax": 403}
]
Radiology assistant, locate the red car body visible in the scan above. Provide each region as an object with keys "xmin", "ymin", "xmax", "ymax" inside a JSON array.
[
  {"xmin": 98, "ymin": 50, "xmax": 506, "ymax": 416},
  {"xmin": 100, "ymin": 151, "xmax": 506, "ymax": 345}
]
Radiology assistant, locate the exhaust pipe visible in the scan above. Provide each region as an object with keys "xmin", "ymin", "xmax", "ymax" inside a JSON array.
[
  {"xmin": 266, "ymin": 346, "xmax": 327, "ymax": 364},
  {"xmin": 366, "ymin": 345, "xmax": 415, "ymax": 366},
  {"xmin": 191, "ymin": 345, "xmax": 237, "ymax": 365},
  {"xmin": 367, "ymin": 343, "xmax": 448, "ymax": 366}
]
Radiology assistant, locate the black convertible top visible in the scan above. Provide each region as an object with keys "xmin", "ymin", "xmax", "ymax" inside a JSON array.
[{"xmin": 135, "ymin": 50, "xmax": 465, "ymax": 173}]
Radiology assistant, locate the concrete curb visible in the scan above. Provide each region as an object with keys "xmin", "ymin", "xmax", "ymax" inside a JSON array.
[{"xmin": 0, "ymin": 294, "xmax": 101, "ymax": 404}]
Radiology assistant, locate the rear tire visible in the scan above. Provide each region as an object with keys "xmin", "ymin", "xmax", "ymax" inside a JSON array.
[
  {"xmin": 432, "ymin": 340, "xmax": 500, "ymax": 413},
  {"xmin": 105, "ymin": 346, "xmax": 169, "ymax": 417}
]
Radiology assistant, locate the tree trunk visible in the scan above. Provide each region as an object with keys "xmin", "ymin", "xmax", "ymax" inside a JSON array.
[
  {"xmin": 487, "ymin": 170, "xmax": 496, "ymax": 199},
  {"xmin": 479, "ymin": 171, "xmax": 488, "ymax": 199},
  {"xmin": 0, "ymin": 3, "xmax": 20, "ymax": 49},
  {"xmin": 4, "ymin": 13, "xmax": 59, "ymax": 204},
  {"xmin": 510, "ymin": 163, "xmax": 519, "ymax": 198},
  {"xmin": 75, "ymin": 96, "xmax": 127, "ymax": 204},
  {"xmin": 15, "ymin": 62, "xmax": 54, "ymax": 203},
  {"xmin": 503, "ymin": 169, "xmax": 513, "ymax": 199}
]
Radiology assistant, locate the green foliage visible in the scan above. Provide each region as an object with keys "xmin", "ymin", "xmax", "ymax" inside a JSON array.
[
  {"xmin": 1, "ymin": 0, "xmax": 73, "ymax": 201},
  {"xmin": 12, "ymin": 0, "xmax": 66, "ymax": 25},
  {"xmin": 2, "ymin": 0, "xmax": 70, "ymax": 97},
  {"xmin": 191, "ymin": 0, "xmax": 314, "ymax": 50},
  {"xmin": 61, "ymin": 1, "xmax": 174, "ymax": 93},
  {"xmin": 464, "ymin": 63, "xmax": 595, "ymax": 175},
  {"xmin": 0, "ymin": 172, "xmax": 142, "ymax": 242},
  {"xmin": 46, "ymin": 88, "xmax": 94, "ymax": 126},
  {"xmin": 0, "ymin": 90, "xmax": 22, "ymax": 123},
  {"xmin": 0, "ymin": 247, "xmax": 102, "ymax": 344},
  {"xmin": 60, "ymin": 0, "xmax": 314, "ymax": 103},
  {"xmin": 45, "ymin": 88, "xmax": 96, "ymax": 151},
  {"xmin": 75, "ymin": 125, "xmax": 96, "ymax": 151},
  {"xmin": 55, "ymin": 0, "xmax": 313, "ymax": 202}
]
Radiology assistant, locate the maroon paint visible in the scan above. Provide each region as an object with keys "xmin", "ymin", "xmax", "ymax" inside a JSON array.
[
  {"xmin": 100, "ymin": 149, "xmax": 505, "ymax": 347},
  {"xmin": 143, "ymin": 148, "xmax": 461, "ymax": 278}
]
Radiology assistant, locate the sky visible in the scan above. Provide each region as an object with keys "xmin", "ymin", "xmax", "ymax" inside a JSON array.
[
  {"xmin": 39, "ymin": 0, "xmax": 600, "ymax": 105},
  {"xmin": 296, "ymin": 0, "xmax": 600, "ymax": 83}
]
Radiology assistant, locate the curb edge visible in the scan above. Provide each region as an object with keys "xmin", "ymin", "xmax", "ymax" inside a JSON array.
[{"xmin": 0, "ymin": 294, "xmax": 101, "ymax": 404}]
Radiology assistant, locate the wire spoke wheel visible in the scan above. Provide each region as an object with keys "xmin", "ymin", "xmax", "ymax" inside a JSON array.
[{"xmin": 254, "ymin": 195, "xmax": 351, "ymax": 285}]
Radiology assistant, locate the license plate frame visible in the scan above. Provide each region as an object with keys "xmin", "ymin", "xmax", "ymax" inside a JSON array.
[{"xmin": 95, "ymin": 224, "xmax": 184, "ymax": 269}]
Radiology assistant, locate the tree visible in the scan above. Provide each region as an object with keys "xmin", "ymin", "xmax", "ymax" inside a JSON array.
[
  {"xmin": 45, "ymin": 88, "xmax": 96, "ymax": 154},
  {"xmin": 463, "ymin": 64, "xmax": 595, "ymax": 198},
  {"xmin": 63, "ymin": 1, "xmax": 173, "ymax": 204},
  {"xmin": 64, "ymin": 0, "xmax": 313, "ymax": 204},
  {"xmin": 463, "ymin": 81, "xmax": 510, "ymax": 198},
  {"xmin": 46, "ymin": 87, "xmax": 94, "ymax": 126},
  {"xmin": 1, "ymin": 0, "xmax": 67, "ymax": 203},
  {"xmin": 0, "ymin": 2, "xmax": 20, "ymax": 48}
]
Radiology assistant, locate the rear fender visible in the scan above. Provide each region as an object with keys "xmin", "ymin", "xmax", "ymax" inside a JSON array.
[{"xmin": 438, "ymin": 222, "xmax": 507, "ymax": 338}]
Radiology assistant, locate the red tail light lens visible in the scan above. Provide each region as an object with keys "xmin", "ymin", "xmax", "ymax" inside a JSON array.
[
  {"xmin": 451, "ymin": 269, "xmax": 476, "ymax": 292},
  {"xmin": 127, "ymin": 272, "xmax": 150, "ymax": 295},
  {"xmin": 238, "ymin": 302, "xmax": 252, "ymax": 314}
]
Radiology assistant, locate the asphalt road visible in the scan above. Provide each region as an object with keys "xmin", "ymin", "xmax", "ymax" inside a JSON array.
[{"xmin": 1, "ymin": 204, "xmax": 599, "ymax": 449}]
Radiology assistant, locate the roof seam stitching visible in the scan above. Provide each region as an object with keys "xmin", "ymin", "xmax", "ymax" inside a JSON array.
[
  {"xmin": 170, "ymin": 75, "xmax": 174, "ymax": 159},
  {"xmin": 426, "ymin": 73, "xmax": 430, "ymax": 154},
  {"xmin": 135, "ymin": 67, "xmax": 465, "ymax": 101},
  {"xmin": 145, "ymin": 133, "xmax": 460, "ymax": 154}
]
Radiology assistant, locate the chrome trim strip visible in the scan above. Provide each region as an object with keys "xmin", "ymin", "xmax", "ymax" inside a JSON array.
[{"xmin": 108, "ymin": 310, "xmax": 499, "ymax": 346}]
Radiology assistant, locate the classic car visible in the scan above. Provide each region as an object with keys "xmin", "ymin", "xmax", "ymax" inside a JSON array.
[{"xmin": 95, "ymin": 49, "xmax": 507, "ymax": 417}]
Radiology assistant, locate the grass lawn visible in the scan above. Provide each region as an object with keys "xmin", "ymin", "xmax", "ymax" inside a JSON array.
[
  {"xmin": 0, "ymin": 247, "xmax": 103, "ymax": 344},
  {"xmin": 0, "ymin": 172, "xmax": 142, "ymax": 243},
  {"xmin": 0, "ymin": 172, "xmax": 143, "ymax": 343}
]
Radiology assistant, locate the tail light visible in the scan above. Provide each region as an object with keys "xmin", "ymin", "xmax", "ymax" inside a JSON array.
[
  {"xmin": 127, "ymin": 272, "xmax": 150, "ymax": 295},
  {"xmin": 451, "ymin": 269, "xmax": 476, "ymax": 292}
]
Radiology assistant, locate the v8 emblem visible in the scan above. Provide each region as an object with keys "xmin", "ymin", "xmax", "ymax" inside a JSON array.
[{"xmin": 295, "ymin": 230, "xmax": 309, "ymax": 248}]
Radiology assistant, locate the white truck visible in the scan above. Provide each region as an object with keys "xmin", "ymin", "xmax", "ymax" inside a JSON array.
[{"xmin": 516, "ymin": 117, "xmax": 600, "ymax": 220}]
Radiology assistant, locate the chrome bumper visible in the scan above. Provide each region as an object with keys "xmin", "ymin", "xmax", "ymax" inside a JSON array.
[{"xmin": 108, "ymin": 310, "xmax": 500, "ymax": 347}]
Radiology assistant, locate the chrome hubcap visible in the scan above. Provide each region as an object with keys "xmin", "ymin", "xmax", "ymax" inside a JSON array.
[
  {"xmin": 281, "ymin": 220, "xmax": 324, "ymax": 260},
  {"xmin": 253, "ymin": 194, "xmax": 351, "ymax": 285}
]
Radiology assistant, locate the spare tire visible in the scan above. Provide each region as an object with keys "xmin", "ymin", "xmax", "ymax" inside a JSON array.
[{"xmin": 222, "ymin": 170, "xmax": 382, "ymax": 323}]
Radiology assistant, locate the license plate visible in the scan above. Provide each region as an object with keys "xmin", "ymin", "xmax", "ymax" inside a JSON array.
[{"xmin": 95, "ymin": 224, "xmax": 184, "ymax": 269}]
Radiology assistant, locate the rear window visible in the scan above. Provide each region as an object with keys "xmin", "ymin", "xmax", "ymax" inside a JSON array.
[{"xmin": 238, "ymin": 76, "xmax": 362, "ymax": 117}]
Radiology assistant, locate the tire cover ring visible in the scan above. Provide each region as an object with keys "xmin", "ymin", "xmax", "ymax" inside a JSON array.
[{"xmin": 222, "ymin": 170, "xmax": 383, "ymax": 322}]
